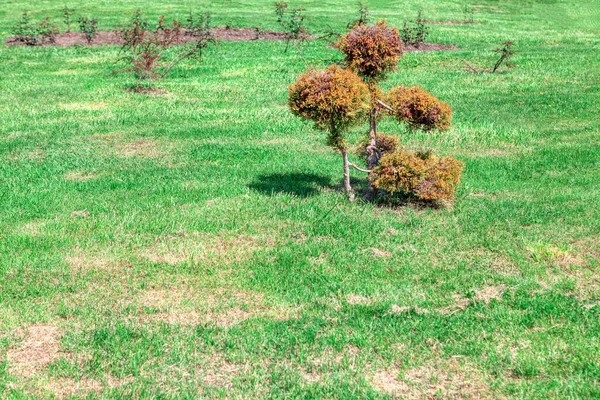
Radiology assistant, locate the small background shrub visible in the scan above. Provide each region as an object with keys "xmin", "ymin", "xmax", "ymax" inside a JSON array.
[
  {"xmin": 12, "ymin": 12, "xmax": 58, "ymax": 45},
  {"xmin": 493, "ymin": 40, "xmax": 516, "ymax": 72},
  {"xmin": 116, "ymin": 11, "xmax": 214, "ymax": 91},
  {"xmin": 78, "ymin": 15, "xmax": 98, "ymax": 44},
  {"xmin": 63, "ymin": 6, "xmax": 74, "ymax": 32},
  {"xmin": 347, "ymin": 2, "xmax": 370, "ymax": 29},
  {"xmin": 401, "ymin": 9, "xmax": 428, "ymax": 46}
]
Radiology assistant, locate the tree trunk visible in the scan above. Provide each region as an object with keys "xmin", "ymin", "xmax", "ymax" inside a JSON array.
[
  {"xmin": 366, "ymin": 108, "xmax": 381, "ymax": 170},
  {"xmin": 365, "ymin": 108, "xmax": 381, "ymax": 198},
  {"xmin": 341, "ymin": 148, "xmax": 354, "ymax": 202}
]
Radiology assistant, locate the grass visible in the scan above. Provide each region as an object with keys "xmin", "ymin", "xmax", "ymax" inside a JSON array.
[{"xmin": 1, "ymin": 0, "xmax": 599, "ymax": 398}]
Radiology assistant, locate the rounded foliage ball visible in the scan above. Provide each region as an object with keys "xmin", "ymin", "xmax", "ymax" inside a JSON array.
[
  {"xmin": 288, "ymin": 64, "xmax": 370, "ymax": 134},
  {"xmin": 336, "ymin": 20, "xmax": 403, "ymax": 80},
  {"xmin": 371, "ymin": 149, "xmax": 464, "ymax": 201},
  {"xmin": 386, "ymin": 85, "xmax": 452, "ymax": 131}
]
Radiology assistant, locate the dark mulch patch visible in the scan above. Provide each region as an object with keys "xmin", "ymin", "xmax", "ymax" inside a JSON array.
[
  {"xmin": 404, "ymin": 43, "xmax": 458, "ymax": 52},
  {"xmin": 5, "ymin": 27, "xmax": 290, "ymax": 47},
  {"xmin": 424, "ymin": 19, "xmax": 477, "ymax": 25},
  {"xmin": 5, "ymin": 27, "xmax": 457, "ymax": 52}
]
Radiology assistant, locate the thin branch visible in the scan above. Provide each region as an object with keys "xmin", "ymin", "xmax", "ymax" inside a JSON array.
[
  {"xmin": 349, "ymin": 163, "xmax": 372, "ymax": 173},
  {"xmin": 462, "ymin": 59, "xmax": 480, "ymax": 74},
  {"xmin": 376, "ymin": 99, "xmax": 395, "ymax": 112}
]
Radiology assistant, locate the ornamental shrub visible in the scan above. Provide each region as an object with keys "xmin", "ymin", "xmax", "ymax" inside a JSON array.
[
  {"xmin": 386, "ymin": 85, "xmax": 452, "ymax": 131},
  {"xmin": 371, "ymin": 149, "xmax": 463, "ymax": 201},
  {"xmin": 336, "ymin": 20, "xmax": 403, "ymax": 82}
]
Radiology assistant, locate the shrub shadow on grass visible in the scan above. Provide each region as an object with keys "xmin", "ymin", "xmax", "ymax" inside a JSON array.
[{"xmin": 249, "ymin": 173, "xmax": 332, "ymax": 198}]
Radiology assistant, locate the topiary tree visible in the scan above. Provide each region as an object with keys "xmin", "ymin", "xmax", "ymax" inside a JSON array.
[
  {"xmin": 386, "ymin": 85, "xmax": 452, "ymax": 131},
  {"xmin": 289, "ymin": 64, "xmax": 370, "ymax": 199},
  {"xmin": 287, "ymin": 20, "xmax": 462, "ymax": 204},
  {"xmin": 336, "ymin": 21, "xmax": 403, "ymax": 172}
]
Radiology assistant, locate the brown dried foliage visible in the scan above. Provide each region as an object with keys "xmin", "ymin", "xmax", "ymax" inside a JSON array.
[
  {"xmin": 336, "ymin": 21, "xmax": 403, "ymax": 81},
  {"xmin": 371, "ymin": 149, "xmax": 464, "ymax": 201},
  {"xmin": 386, "ymin": 85, "xmax": 452, "ymax": 131},
  {"xmin": 288, "ymin": 64, "xmax": 370, "ymax": 145}
]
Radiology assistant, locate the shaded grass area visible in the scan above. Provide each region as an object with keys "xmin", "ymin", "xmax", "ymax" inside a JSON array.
[{"xmin": 1, "ymin": 0, "xmax": 600, "ymax": 398}]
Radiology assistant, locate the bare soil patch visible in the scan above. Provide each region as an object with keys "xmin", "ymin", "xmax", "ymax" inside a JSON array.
[
  {"xmin": 424, "ymin": 19, "xmax": 477, "ymax": 25},
  {"xmin": 6, "ymin": 28, "xmax": 289, "ymax": 47},
  {"xmin": 405, "ymin": 42, "xmax": 458, "ymax": 52},
  {"xmin": 6, "ymin": 28, "xmax": 457, "ymax": 52},
  {"xmin": 7, "ymin": 324, "xmax": 62, "ymax": 378}
]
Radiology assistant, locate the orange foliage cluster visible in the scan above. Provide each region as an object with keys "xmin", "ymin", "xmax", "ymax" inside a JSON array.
[
  {"xmin": 386, "ymin": 85, "xmax": 452, "ymax": 131},
  {"xmin": 371, "ymin": 149, "xmax": 464, "ymax": 201},
  {"xmin": 288, "ymin": 64, "xmax": 370, "ymax": 139},
  {"xmin": 336, "ymin": 21, "xmax": 403, "ymax": 81}
]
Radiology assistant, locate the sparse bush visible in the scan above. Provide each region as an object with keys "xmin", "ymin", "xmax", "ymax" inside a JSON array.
[
  {"xmin": 401, "ymin": 9, "xmax": 428, "ymax": 47},
  {"xmin": 12, "ymin": 12, "xmax": 58, "ymax": 45},
  {"xmin": 347, "ymin": 1, "xmax": 370, "ymax": 29},
  {"xmin": 336, "ymin": 21, "xmax": 403, "ymax": 82},
  {"xmin": 492, "ymin": 40, "xmax": 515, "ymax": 72},
  {"xmin": 275, "ymin": 2, "xmax": 288, "ymax": 27},
  {"xmin": 274, "ymin": 2, "xmax": 308, "ymax": 50},
  {"xmin": 289, "ymin": 65, "xmax": 370, "ymax": 198},
  {"xmin": 116, "ymin": 11, "xmax": 215, "ymax": 91},
  {"xmin": 371, "ymin": 149, "xmax": 463, "ymax": 201},
  {"xmin": 463, "ymin": 3, "xmax": 475, "ymax": 24},
  {"xmin": 187, "ymin": 11, "xmax": 211, "ymax": 37},
  {"xmin": 78, "ymin": 15, "xmax": 98, "ymax": 44},
  {"xmin": 386, "ymin": 85, "xmax": 452, "ymax": 131},
  {"xmin": 63, "ymin": 6, "xmax": 74, "ymax": 32}
]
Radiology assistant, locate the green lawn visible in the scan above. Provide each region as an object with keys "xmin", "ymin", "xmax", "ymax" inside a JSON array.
[{"xmin": 1, "ymin": 0, "xmax": 599, "ymax": 398}]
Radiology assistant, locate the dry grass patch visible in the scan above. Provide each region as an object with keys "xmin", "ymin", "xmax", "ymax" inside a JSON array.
[
  {"xmin": 17, "ymin": 373, "xmax": 131, "ymax": 399},
  {"xmin": 60, "ymin": 102, "xmax": 107, "ymax": 111},
  {"xmin": 16, "ymin": 220, "xmax": 47, "ymax": 236},
  {"xmin": 70, "ymin": 210, "xmax": 90, "ymax": 218},
  {"xmin": 117, "ymin": 140, "xmax": 163, "ymax": 158},
  {"xmin": 388, "ymin": 304, "xmax": 431, "ymax": 315},
  {"xmin": 371, "ymin": 248, "xmax": 392, "ymax": 258},
  {"xmin": 200, "ymin": 354, "xmax": 247, "ymax": 389},
  {"xmin": 65, "ymin": 252, "xmax": 118, "ymax": 272},
  {"xmin": 138, "ymin": 286, "xmax": 294, "ymax": 328},
  {"xmin": 141, "ymin": 233, "xmax": 274, "ymax": 267},
  {"xmin": 7, "ymin": 324, "xmax": 62, "ymax": 378},
  {"xmin": 530, "ymin": 240, "xmax": 599, "ymax": 299},
  {"xmin": 44, "ymin": 377, "xmax": 103, "ymax": 399},
  {"xmin": 63, "ymin": 171, "xmax": 99, "ymax": 181},
  {"xmin": 346, "ymin": 294, "xmax": 374, "ymax": 305},
  {"xmin": 439, "ymin": 285, "xmax": 506, "ymax": 314},
  {"xmin": 370, "ymin": 360, "xmax": 493, "ymax": 399}
]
